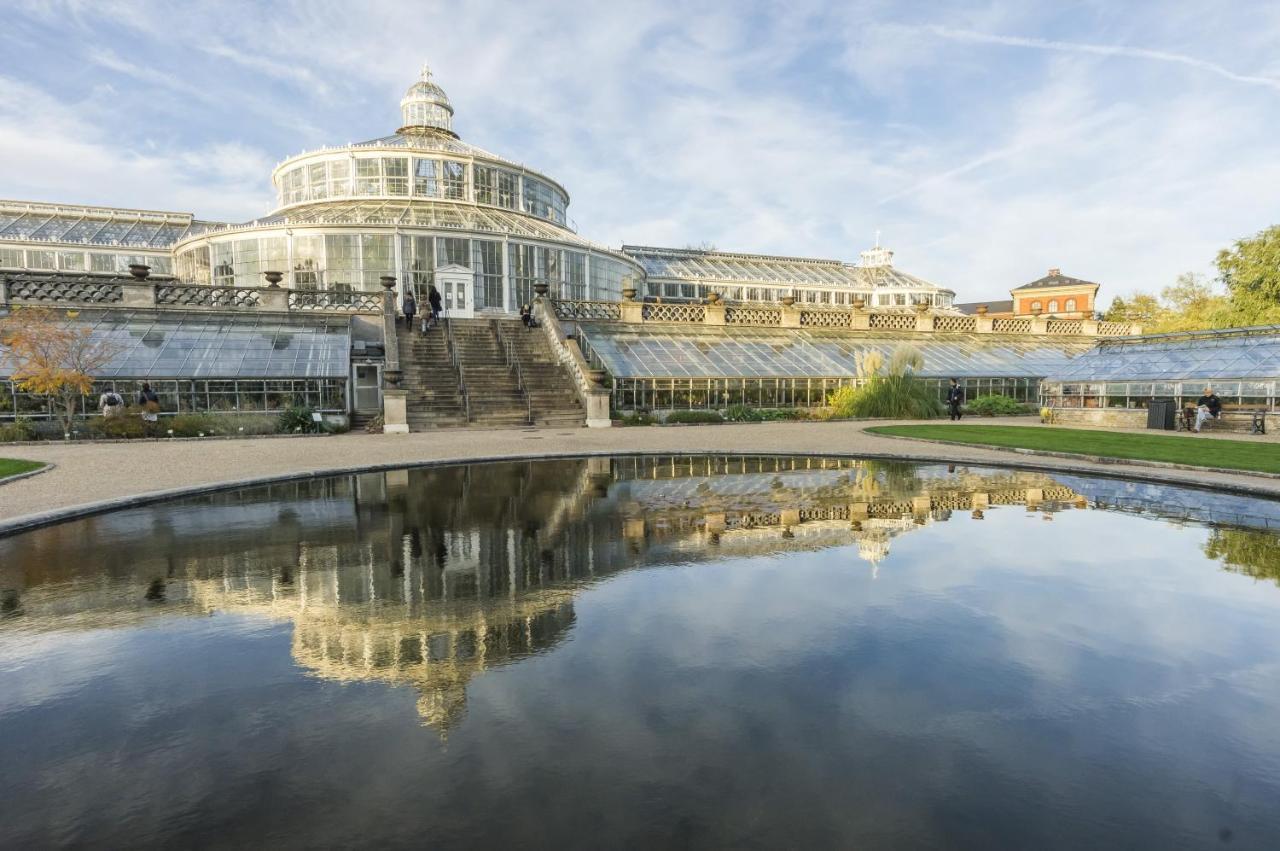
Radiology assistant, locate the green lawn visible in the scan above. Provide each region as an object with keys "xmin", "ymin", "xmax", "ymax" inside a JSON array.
[
  {"xmin": 0, "ymin": 458, "xmax": 45, "ymax": 479},
  {"xmin": 866, "ymin": 424, "xmax": 1280, "ymax": 475}
]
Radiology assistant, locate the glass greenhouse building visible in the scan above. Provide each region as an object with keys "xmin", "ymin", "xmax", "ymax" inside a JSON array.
[
  {"xmin": 167, "ymin": 66, "xmax": 643, "ymax": 313},
  {"xmin": 0, "ymin": 309, "xmax": 350, "ymax": 421},
  {"xmin": 574, "ymin": 323, "xmax": 1093, "ymax": 412},
  {"xmin": 1042, "ymin": 326, "xmax": 1280, "ymax": 410}
]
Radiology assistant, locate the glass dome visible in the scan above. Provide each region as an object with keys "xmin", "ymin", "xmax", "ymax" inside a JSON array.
[{"xmin": 400, "ymin": 64, "xmax": 454, "ymax": 135}]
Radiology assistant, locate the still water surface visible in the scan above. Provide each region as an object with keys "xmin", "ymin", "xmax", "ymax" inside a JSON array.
[{"xmin": 4, "ymin": 456, "xmax": 1280, "ymax": 848}]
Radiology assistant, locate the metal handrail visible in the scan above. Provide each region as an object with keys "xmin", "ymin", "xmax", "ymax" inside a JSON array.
[
  {"xmin": 493, "ymin": 319, "xmax": 534, "ymax": 425},
  {"xmin": 443, "ymin": 316, "xmax": 471, "ymax": 422}
]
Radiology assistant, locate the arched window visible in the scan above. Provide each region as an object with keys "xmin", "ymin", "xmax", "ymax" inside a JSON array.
[
  {"xmin": 1031, "ymin": 300, "xmax": 1042, "ymax": 313},
  {"xmin": 1065, "ymin": 298, "xmax": 1077, "ymax": 312},
  {"xmin": 1048, "ymin": 299, "xmax": 1059, "ymax": 313}
]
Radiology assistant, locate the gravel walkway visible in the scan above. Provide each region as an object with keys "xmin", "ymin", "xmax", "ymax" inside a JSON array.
[{"xmin": 2, "ymin": 417, "xmax": 1278, "ymax": 534}]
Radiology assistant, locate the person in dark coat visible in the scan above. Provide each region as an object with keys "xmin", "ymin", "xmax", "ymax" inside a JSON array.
[
  {"xmin": 401, "ymin": 291, "xmax": 417, "ymax": 330},
  {"xmin": 946, "ymin": 378, "xmax": 964, "ymax": 421},
  {"xmin": 427, "ymin": 285, "xmax": 443, "ymax": 328}
]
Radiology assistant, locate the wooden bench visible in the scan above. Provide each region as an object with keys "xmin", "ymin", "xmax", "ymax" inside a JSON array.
[{"xmin": 1177, "ymin": 403, "xmax": 1266, "ymax": 434}]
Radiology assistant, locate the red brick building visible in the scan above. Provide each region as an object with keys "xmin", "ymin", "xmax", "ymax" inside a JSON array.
[{"xmin": 957, "ymin": 267, "xmax": 1101, "ymax": 319}]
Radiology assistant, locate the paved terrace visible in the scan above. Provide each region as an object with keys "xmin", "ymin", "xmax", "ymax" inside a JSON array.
[{"xmin": 2, "ymin": 417, "xmax": 1279, "ymax": 534}]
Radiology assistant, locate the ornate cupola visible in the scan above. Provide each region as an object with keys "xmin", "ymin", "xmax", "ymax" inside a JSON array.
[{"xmin": 398, "ymin": 64, "xmax": 457, "ymax": 138}]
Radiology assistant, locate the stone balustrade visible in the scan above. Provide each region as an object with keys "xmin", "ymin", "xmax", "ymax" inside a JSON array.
[
  {"xmin": 0, "ymin": 272, "xmax": 384, "ymax": 315},
  {"xmin": 550, "ymin": 297, "xmax": 1139, "ymax": 337}
]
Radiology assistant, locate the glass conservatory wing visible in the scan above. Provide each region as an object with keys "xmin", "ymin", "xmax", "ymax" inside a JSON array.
[
  {"xmin": 577, "ymin": 325, "xmax": 1087, "ymax": 380},
  {"xmin": 1046, "ymin": 329, "xmax": 1280, "ymax": 383},
  {"xmin": 0, "ymin": 311, "xmax": 350, "ymax": 380}
]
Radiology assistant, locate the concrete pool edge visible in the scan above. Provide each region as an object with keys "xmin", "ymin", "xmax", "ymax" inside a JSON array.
[{"xmin": 3, "ymin": 448, "xmax": 1280, "ymax": 539}]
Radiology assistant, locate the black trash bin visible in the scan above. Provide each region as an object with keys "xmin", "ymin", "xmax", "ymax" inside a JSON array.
[{"xmin": 1147, "ymin": 399, "xmax": 1176, "ymax": 430}]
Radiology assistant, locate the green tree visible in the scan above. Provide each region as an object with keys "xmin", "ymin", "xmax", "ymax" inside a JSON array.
[
  {"xmin": 1104, "ymin": 292, "xmax": 1163, "ymax": 327},
  {"xmin": 1216, "ymin": 224, "xmax": 1280, "ymax": 325},
  {"xmin": 1155, "ymin": 272, "xmax": 1231, "ymax": 332}
]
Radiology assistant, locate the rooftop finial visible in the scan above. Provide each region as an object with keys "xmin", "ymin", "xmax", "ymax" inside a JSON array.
[{"xmin": 420, "ymin": 63, "xmax": 432, "ymax": 81}]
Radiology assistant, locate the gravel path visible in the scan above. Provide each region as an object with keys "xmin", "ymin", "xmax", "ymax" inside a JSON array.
[{"xmin": 2, "ymin": 417, "xmax": 1278, "ymax": 533}]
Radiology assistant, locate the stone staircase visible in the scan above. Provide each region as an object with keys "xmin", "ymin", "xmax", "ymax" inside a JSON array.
[
  {"xmin": 397, "ymin": 328, "xmax": 468, "ymax": 429},
  {"xmin": 492, "ymin": 319, "xmax": 586, "ymax": 428},
  {"xmin": 449, "ymin": 319, "xmax": 532, "ymax": 428},
  {"xmin": 390, "ymin": 318, "xmax": 584, "ymax": 430}
]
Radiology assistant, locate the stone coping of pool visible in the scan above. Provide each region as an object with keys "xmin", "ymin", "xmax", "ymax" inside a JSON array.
[{"xmin": 2, "ymin": 447, "xmax": 1279, "ymax": 540}]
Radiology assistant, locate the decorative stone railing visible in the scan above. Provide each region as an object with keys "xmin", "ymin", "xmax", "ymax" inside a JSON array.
[
  {"xmin": 0, "ymin": 273, "xmax": 384, "ymax": 315},
  {"xmin": 156, "ymin": 284, "xmax": 262, "ymax": 309},
  {"xmin": 533, "ymin": 298, "xmax": 612, "ymax": 428},
  {"xmin": 288, "ymin": 290, "xmax": 384, "ymax": 312},
  {"xmin": 992, "ymin": 317, "xmax": 1033, "ymax": 333},
  {"xmin": 642, "ymin": 302, "xmax": 706, "ymax": 323},
  {"xmin": 551, "ymin": 299, "xmax": 621, "ymax": 321},
  {"xmin": 2, "ymin": 277, "xmax": 124, "ymax": 305},
  {"xmin": 550, "ymin": 297, "xmax": 1140, "ymax": 337}
]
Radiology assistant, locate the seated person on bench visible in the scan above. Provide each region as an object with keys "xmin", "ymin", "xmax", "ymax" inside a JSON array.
[{"xmin": 1193, "ymin": 386, "xmax": 1222, "ymax": 432}]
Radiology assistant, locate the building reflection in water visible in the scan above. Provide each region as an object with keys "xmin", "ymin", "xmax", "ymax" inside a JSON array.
[{"xmin": 3, "ymin": 455, "xmax": 1270, "ymax": 732}]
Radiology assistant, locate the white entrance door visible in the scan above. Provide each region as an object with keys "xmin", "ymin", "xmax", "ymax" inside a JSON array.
[{"xmin": 434, "ymin": 264, "xmax": 475, "ymax": 319}]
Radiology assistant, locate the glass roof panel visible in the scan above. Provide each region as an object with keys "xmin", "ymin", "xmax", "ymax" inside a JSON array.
[
  {"xmin": 1046, "ymin": 328, "xmax": 1280, "ymax": 382},
  {"xmin": 0, "ymin": 310, "xmax": 350, "ymax": 380},
  {"xmin": 577, "ymin": 323, "xmax": 1091, "ymax": 379}
]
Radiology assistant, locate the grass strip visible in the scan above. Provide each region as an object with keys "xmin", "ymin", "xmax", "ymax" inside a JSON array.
[
  {"xmin": 866, "ymin": 424, "xmax": 1280, "ymax": 475},
  {"xmin": 0, "ymin": 458, "xmax": 45, "ymax": 479}
]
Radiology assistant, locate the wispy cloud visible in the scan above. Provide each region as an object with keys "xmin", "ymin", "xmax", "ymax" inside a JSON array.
[{"xmin": 928, "ymin": 26, "xmax": 1280, "ymax": 94}]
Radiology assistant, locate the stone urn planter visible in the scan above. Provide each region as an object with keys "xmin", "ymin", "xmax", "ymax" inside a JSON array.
[
  {"xmin": 533, "ymin": 282, "xmax": 550, "ymax": 297},
  {"xmin": 263, "ymin": 271, "xmax": 284, "ymax": 287},
  {"xmin": 622, "ymin": 287, "xmax": 638, "ymax": 301},
  {"xmin": 127, "ymin": 264, "xmax": 151, "ymax": 280},
  {"xmin": 706, "ymin": 292, "xmax": 720, "ymax": 304},
  {"xmin": 852, "ymin": 297, "xmax": 866, "ymax": 310},
  {"xmin": 380, "ymin": 276, "xmax": 397, "ymax": 290},
  {"xmin": 976, "ymin": 304, "xmax": 989, "ymax": 316},
  {"xmin": 586, "ymin": 368, "xmax": 606, "ymax": 385},
  {"xmin": 780, "ymin": 296, "xmax": 796, "ymax": 307},
  {"xmin": 382, "ymin": 368, "xmax": 403, "ymax": 388},
  {"xmin": 915, "ymin": 300, "xmax": 930, "ymax": 313}
]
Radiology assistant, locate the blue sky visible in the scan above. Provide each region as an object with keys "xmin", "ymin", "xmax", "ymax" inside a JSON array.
[{"xmin": 1, "ymin": 0, "xmax": 1277, "ymax": 304}]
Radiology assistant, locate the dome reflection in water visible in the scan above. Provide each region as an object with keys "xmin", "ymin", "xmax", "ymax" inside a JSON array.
[{"xmin": 3, "ymin": 456, "xmax": 1280, "ymax": 848}]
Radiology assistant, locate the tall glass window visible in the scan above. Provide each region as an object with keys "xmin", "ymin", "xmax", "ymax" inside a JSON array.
[
  {"xmin": 355, "ymin": 159, "xmax": 381, "ymax": 195},
  {"xmin": 328, "ymin": 160, "xmax": 350, "ymax": 197},
  {"xmin": 361, "ymin": 234, "xmax": 394, "ymax": 288},
  {"xmin": 565, "ymin": 252, "xmax": 586, "ymax": 300},
  {"xmin": 293, "ymin": 235, "xmax": 323, "ymax": 289},
  {"xmin": 211, "ymin": 243, "xmax": 234, "ymax": 285},
  {"xmin": 324, "ymin": 235, "xmax": 359, "ymax": 289},
  {"xmin": 509, "ymin": 243, "xmax": 537, "ymax": 309},
  {"xmin": 442, "ymin": 161, "xmax": 467, "ymax": 199},
  {"xmin": 383, "ymin": 157, "xmax": 409, "ymax": 195},
  {"xmin": 402, "ymin": 235, "xmax": 435, "ymax": 292},
  {"xmin": 472, "ymin": 240, "xmax": 503, "ymax": 309},
  {"xmin": 413, "ymin": 158, "xmax": 439, "ymax": 197}
]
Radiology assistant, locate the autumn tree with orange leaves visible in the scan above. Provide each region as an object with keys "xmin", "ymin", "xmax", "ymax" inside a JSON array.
[{"xmin": 0, "ymin": 306, "xmax": 121, "ymax": 437}]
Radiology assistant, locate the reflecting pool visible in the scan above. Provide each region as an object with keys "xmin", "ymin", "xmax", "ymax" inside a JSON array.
[{"xmin": 4, "ymin": 456, "xmax": 1280, "ymax": 848}]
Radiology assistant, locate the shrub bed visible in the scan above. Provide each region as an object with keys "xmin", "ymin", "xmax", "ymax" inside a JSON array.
[{"xmin": 964, "ymin": 394, "xmax": 1032, "ymax": 417}]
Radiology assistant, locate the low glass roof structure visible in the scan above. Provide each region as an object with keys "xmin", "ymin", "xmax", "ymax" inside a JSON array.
[
  {"xmin": 622, "ymin": 245, "xmax": 948, "ymax": 292},
  {"xmin": 0, "ymin": 201, "xmax": 218, "ymax": 248},
  {"xmin": 1045, "ymin": 327, "xmax": 1280, "ymax": 382},
  {"xmin": 578, "ymin": 323, "xmax": 1093, "ymax": 380},
  {"xmin": 0, "ymin": 310, "xmax": 350, "ymax": 380}
]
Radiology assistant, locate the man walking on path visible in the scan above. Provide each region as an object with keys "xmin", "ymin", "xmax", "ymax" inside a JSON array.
[{"xmin": 947, "ymin": 378, "xmax": 964, "ymax": 421}]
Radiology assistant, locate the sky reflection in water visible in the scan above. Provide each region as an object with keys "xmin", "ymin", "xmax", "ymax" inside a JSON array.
[{"xmin": 2, "ymin": 456, "xmax": 1280, "ymax": 849}]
